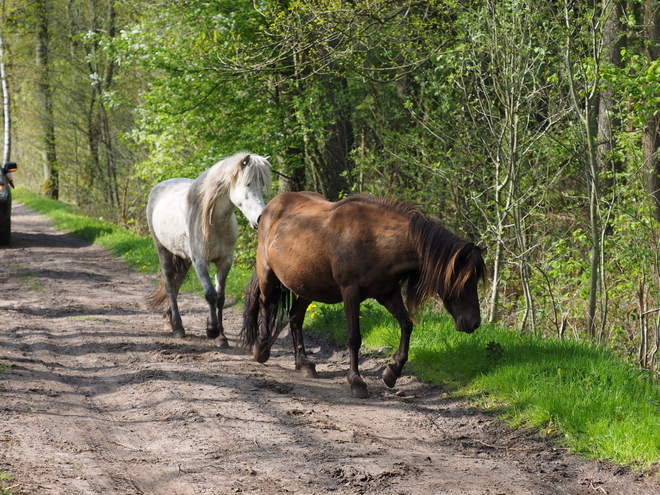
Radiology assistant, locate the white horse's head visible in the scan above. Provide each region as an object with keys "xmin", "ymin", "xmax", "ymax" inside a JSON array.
[
  {"xmin": 199, "ymin": 153, "xmax": 272, "ymax": 236},
  {"xmin": 229, "ymin": 154, "xmax": 271, "ymax": 228}
]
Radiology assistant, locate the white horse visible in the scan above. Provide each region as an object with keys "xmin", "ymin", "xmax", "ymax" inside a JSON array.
[{"xmin": 146, "ymin": 152, "xmax": 271, "ymax": 346}]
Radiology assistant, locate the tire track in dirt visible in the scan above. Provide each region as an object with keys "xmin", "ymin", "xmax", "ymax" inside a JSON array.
[{"xmin": 1, "ymin": 202, "xmax": 659, "ymax": 494}]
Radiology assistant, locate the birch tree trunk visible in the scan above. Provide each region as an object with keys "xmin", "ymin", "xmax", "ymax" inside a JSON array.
[{"xmin": 0, "ymin": 29, "xmax": 11, "ymax": 165}]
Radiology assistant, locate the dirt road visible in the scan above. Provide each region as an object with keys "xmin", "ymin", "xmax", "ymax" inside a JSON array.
[{"xmin": 1, "ymin": 203, "xmax": 658, "ymax": 495}]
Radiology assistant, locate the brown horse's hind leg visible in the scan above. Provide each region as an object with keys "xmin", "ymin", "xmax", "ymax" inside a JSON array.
[
  {"xmin": 252, "ymin": 270, "xmax": 281, "ymax": 363},
  {"xmin": 289, "ymin": 297, "xmax": 317, "ymax": 378},
  {"xmin": 377, "ymin": 290, "xmax": 413, "ymax": 388},
  {"xmin": 343, "ymin": 287, "xmax": 369, "ymax": 398}
]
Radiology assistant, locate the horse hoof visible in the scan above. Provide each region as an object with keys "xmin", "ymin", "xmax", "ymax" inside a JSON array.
[
  {"xmin": 172, "ymin": 329, "xmax": 185, "ymax": 339},
  {"xmin": 301, "ymin": 364, "xmax": 317, "ymax": 379},
  {"xmin": 217, "ymin": 336, "xmax": 230, "ymax": 349},
  {"xmin": 382, "ymin": 364, "xmax": 398, "ymax": 388},
  {"xmin": 206, "ymin": 326, "xmax": 221, "ymax": 339},
  {"xmin": 253, "ymin": 345, "xmax": 270, "ymax": 363},
  {"xmin": 351, "ymin": 383, "xmax": 369, "ymax": 399}
]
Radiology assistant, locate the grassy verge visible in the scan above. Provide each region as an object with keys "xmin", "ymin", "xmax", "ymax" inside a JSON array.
[
  {"xmin": 12, "ymin": 188, "xmax": 660, "ymax": 469},
  {"xmin": 307, "ymin": 299, "xmax": 660, "ymax": 468}
]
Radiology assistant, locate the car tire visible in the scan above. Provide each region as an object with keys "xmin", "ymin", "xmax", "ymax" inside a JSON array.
[{"xmin": 0, "ymin": 217, "xmax": 10, "ymax": 245}]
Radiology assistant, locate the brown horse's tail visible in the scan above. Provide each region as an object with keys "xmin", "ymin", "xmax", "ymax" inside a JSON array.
[
  {"xmin": 146, "ymin": 255, "xmax": 190, "ymax": 310},
  {"xmin": 240, "ymin": 272, "xmax": 293, "ymax": 350}
]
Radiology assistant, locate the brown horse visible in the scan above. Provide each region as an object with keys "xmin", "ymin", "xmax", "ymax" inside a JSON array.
[{"xmin": 241, "ymin": 192, "xmax": 486, "ymax": 398}]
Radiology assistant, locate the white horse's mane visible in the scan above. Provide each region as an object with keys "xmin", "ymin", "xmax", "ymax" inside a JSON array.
[{"xmin": 198, "ymin": 152, "xmax": 272, "ymax": 241}]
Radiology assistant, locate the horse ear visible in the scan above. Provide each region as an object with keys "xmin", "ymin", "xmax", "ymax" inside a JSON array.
[
  {"xmin": 458, "ymin": 242, "xmax": 475, "ymax": 259},
  {"xmin": 460, "ymin": 242, "xmax": 487, "ymax": 258},
  {"xmin": 241, "ymin": 154, "xmax": 251, "ymax": 168}
]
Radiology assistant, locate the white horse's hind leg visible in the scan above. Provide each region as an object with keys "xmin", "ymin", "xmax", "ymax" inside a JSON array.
[
  {"xmin": 159, "ymin": 251, "xmax": 190, "ymax": 338},
  {"xmin": 213, "ymin": 258, "xmax": 232, "ymax": 348}
]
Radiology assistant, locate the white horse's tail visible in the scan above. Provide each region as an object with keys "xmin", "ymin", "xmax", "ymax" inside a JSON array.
[{"xmin": 146, "ymin": 255, "xmax": 191, "ymax": 310}]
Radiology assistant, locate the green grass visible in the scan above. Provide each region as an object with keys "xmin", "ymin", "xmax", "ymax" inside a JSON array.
[
  {"xmin": 13, "ymin": 187, "xmax": 660, "ymax": 468},
  {"xmin": 8, "ymin": 263, "xmax": 43, "ymax": 291},
  {"xmin": 0, "ymin": 471, "xmax": 14, "ymax": 495},
  {"xmin": 306, "ymin": 301, "xmax": 660, "ymax": 468}
]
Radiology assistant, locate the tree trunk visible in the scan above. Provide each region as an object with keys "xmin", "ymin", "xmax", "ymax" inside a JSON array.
[
  {"xmin": 0, "ymin": 30, "xmax": 11, "ymax": 165},
  {"xmin": 305, "ymin": 76, "xmax": 354, "ymax": 201},
  {"xmin": 487, "ymin": 238, "xmax": 503, "ymax": 324},
  {"xmin": 563, "ymin": 1, "xmax": 602, "ymax": 340},
  {"xmin": 35, "ymin": 0, "xmax": 58, "ymax": 199},
  {"xmin": 643, "ymin": 1, "xmax": 660, "ymax": 221},
  {"xmin": 597, "ymin": 1, "xmax": 625, "ymax": 218}
]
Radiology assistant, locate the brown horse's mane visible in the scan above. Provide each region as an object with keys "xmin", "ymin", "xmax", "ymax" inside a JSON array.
[{"xmin": 338, "ymin": 194, "xmax": 486, "ymax": 313}]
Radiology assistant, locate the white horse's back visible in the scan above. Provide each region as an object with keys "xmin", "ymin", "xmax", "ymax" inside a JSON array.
[{"xmin": 148, "ymin": 178, "xmax": 193, "ymax": 260}]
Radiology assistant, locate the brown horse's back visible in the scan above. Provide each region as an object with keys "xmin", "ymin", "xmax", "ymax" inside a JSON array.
[
  {"xmin": 247, "ymin": 191, "xmax": 484, "ymax": 397},
  {"xmin": 258, "ymin": 192, "xmax": 418, "ymax": 304}
]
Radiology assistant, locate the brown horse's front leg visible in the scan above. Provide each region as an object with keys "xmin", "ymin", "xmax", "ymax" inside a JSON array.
[
  {"xmin": 290, "ymin": 298, "xmax": 317, "ymax": 378},
  {"xmin": 377, "ymin": 290, "xmax": 413, "ymax": 388},
  {"xmin": 343, "ymin": 289, "xmax": 368, "ymax": 398}
]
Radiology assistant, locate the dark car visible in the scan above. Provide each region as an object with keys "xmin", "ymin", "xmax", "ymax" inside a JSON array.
[{"xmin": 0, "ymin": 161, "xmax": 17, "ymax": 245}]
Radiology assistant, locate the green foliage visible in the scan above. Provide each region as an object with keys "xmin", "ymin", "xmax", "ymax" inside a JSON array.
[
  {"xmin": 115, "ymin": 0, "xmax": 282, "ymax": 186},
  {"xmin": 609, "ymin": 49, "xmax": 660, "ymax": 126}
]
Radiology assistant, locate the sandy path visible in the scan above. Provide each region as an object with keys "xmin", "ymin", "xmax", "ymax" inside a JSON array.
[{"xmin": 0, "ymin": 202, "xmax": 658, "ymax": 495}]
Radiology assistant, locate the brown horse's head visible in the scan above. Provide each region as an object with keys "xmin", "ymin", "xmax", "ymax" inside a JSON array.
[
  {"xmin": 408, "ymin": 213, "xmax": 487, "ymax": 333},
  {"xmin": 438, "ymin": 243, "xmax": 486, "ymax": 333},
  {"xmin": 441, "ymin": 243, "xmax": 486, "ymax": 333}
]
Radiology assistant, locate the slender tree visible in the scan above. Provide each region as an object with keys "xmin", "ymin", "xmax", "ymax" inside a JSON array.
[
  {"xmin": 35, "ymin": 0, "xmax": 58, "ymax": 198},
  {"xmin": 66, "ymin": 0, "xmax": 120, "ymax": 207},
  {"xmin": 0, "ymin": 27, "xmax": 11, "ymax": 165},
  {"xmin": 455, "ymin": 0, "xmax": 564, "ymax": 331},
  {"xmin": 597, "ymin": 0, "xmax": 625, "ymax": 208},
  {"xmin": 642, "ymin": 0, "xmax": 660, "ymax": 221}
]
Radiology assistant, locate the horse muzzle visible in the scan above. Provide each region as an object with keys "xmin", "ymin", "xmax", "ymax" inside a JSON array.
[{"xmin": 456, "ymin": 316, "xmax": 480, "ymax": 334}]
